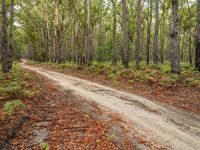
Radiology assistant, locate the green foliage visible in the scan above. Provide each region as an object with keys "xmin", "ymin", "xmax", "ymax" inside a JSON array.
[
  {"xmin": 160, "ymin": 75, "xmax": 179, "ymax": 86},
  {"xmin": 40, "ymin": 142, "xmax": 50, "ymax": 150},
  {"xmin": 23, "ymin": 90, "xmax": 35, "ymax": 97},
  {"xmin": 160, "ymin": 64, "xmax": 171, "ymax": 74},
  {"xmin": 29, "ymin": 61, "xmax": 200, "ymax": 88},
  {"xmin": 0, "ymin": 81, "xmax": 22, "ymax": 96},
  {"xmin": 109, "ymin": 72, "xmax": 117, "ymax": 80},
  {"xmin": 3, "ymin": 100, "xmax": 26, "ymax": 117},
  {"xmin": 0, "ymin": 63, "xmax": 34, "ymax": 97}
]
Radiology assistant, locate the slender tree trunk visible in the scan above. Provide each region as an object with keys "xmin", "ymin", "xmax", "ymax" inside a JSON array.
[
  {"xmin": 87, "ymin": 0, "xmax": 92, "ymax": 66},
  {"xmin": 81, "ymin": 0, "xmax": 87, "ymax": 65},
  {"xmin": 74, "ymin": 20, "xmax": 79, "ymax": 64},
  {"xmin": 160, "ymin": 1, "xmax": 165, "ymax": 64},
  {"xmin": 136, "ymin": 0, "xmax": 142, "ymax": 69},
  {"xmin": 153, "ymin": 0, "xmax": 159, "ymax": 64},
  {"xmin": 196, "ymin": 0, "xmax": 200, "ymax": 71},
  {"xmin": 146, "ymin": 0, "xmax": 153, "ymax": 65},
  {"xmin": 181, "ymin": 31, "xmax": 186, "ymax": 61},
  {"xmin": 122, "ymin": 0, "xmax": 129, "ymax": 68},
  {"xmin": 1, "ymin": 0, "xmax": 10, "ymax": 73},
  {"xmin": 45, "ymin": 0, "xmax": 49, "ymax": 62},
  {"xmin": 170, "ymin": 0, "xmax": 180, "ymax": 74},
  {"xmin": 55, "ymin": 0, "xmax": 60, "ymax": 63},
  {"xmin": 8, "ymin": 0, "xmax": 14, "ymax": 69},
  {"xmin": 187, "ymin": 0, "xmax": 193, "ymax": 65},
  {"xmin": 60, "ymin": 6, "xmax": 65, "ymax": 63},
  {"xmin": 111, "ymin": 0, "xmax": 117, "ymax": 66}
]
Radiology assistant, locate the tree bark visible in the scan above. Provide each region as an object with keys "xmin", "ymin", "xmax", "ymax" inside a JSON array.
[
  {"xmin": 8, "ymin": 0, "xmax": 14, "ymax": 69},
  {"xmin": 187, "ymin": 0, "xmax": 193, "ymax": 65},
  {"xmin": 196, "ymin": 0, "xmax": 200, "ymax": 71},
  {"xmin": 160, "ymin": 1, "xmax": 166, "ymax": 64},
  {"xmin": 74, "ymin": 20, "xmax": 79, "ymax": 64},
  {"xmin": 87, "ymin": 0, "xmax": 92, "ymax": 66},
  {"xmin": 1, "ymin": 0, "xmax": 10, "ymax": 73},
  {"xmin": 170, "ymin": 0, "xmax": 180, "ymax": 74},
  {"xmin": 122, "ymin": 0, "xmax": 129, "ymax": 68},
  {"xmin": 111, "ymin": 0, "xmax": 117, "ymax": 66},
  {"xmin": 153, "ymin": 0, "xmax": 159, "ymax": 65},
  {"xmin": 136, "ymin": 0, "xmax": 142, "ymax": 69},
  {"xmin": 146, "ymin": 0, "xmax": 153, "ymax": 65},
  {"xmin": 45, "ymin": 0, "xmax": 50, "ymax": 61}
]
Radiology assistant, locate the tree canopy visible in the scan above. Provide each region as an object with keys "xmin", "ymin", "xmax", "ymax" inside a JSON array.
[{"xmin": 1, "ymin": 0, "xmax": 200, "ymax": 73}]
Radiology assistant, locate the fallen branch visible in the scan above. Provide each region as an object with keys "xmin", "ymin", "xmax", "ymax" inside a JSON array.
[{"xmin": 51, "ymin": 126, "xmax": 90, "ymax": 131}]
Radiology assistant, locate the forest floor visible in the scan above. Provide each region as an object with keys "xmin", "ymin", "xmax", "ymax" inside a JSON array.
[
  {"xmin": 0, "ymin": 64, "xmax": 152, "ymax": 149},
  {"xmin": 21, "ymin": 61, "xmax": 200, "ymax": 150}
]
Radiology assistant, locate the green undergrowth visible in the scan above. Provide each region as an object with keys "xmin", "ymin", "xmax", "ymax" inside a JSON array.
[
  {"xmin": 0, "ymin": 63, "xmax": 38, "ymax": 118},
  {"xmin": 0, "ymin": 63, "xmax": 35, "ymax": 97},
  {"xmin": 3, "ymin": 100, "xmax": 26, "ymax": 118},
  {"xmin": 28, "ymin": 60, "xmax": 200, "ymax": 88},
  {"xmin": 40, "ymin": 142, "xmax": 50, "ymax": 150}
]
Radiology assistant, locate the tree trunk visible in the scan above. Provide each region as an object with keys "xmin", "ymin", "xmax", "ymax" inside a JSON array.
[
  {"xmin": 45, "ymin": 0, "xmax": 49, "ymax": 62},
  {"xmin": 187, "ymin": 0, "xmax": 193, "ymax": 65},
  {"xmin": 87, "ymin": 0, "xmax": 92, "ymax": 66},
  {"xmin": 8, "ymin": 0, "xmax": 14, "ymax": 69},
  {"xmin": 170, "ymin": 0, "xmax": 180, "ymax": 74},
  {"xmin": 111, "ymin": 0, "xmax": 117, "ymax": 66},
  {"xmin": 160, "ymin": 1, "xmax": 165, "ymax": 64},
  {"xmin": 153, "ymin": 0, "xmax": 159, "ymax": 65},
  {"xmin": 122, "ymin": 0, "xmax": 129, "ymax": 68},
  {"xmin": 196, "ymin": 0, "xmax": 200, "ymax": 71},
  {"xmin": 146, "ymin": 0, "xmax": 153, "ymax": 65},
  {"xmin": 136, "ymin": 0, "xmax": 142, "ymax": 69},
  {"xmin": 74, "ymin": 20, "xmax": 79, "ymax": 64},
  {"xmin": 1, "ymin": 0, "xmax": 10, "ymax": 73}
]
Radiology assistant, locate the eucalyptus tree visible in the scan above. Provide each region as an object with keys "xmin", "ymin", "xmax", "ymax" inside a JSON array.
[
  {"xmin": 153, "ymin": 0, "xmax": 159, "ymax": 64},
  {"xmin": 145, "ymin": 0, "xmax": 153, "ymax": 65},
  {"xmin": 170, "ymin": 0, "xmax": 180, "ymax": 74},
  {"xmin": 9, "ymin": 0, "xmax": 15, "ymax": 69},
  {"xmin": 122, "ymin": 0, "xmax": 129, "ymax": 68},
  {"xmin": 135, "ymin": 0, "xmax": 142, "ymax": 69},
  {"xmin": 87, "ymin": 0, "xmax": 92, "ymax": 66},
  {"xmin": 1, "ymin": 0, "xmax": 11, "ymax": 73},
  {"xmin": 186, "ymin": 0, "xmax": 193, "ymax": 64},
  {"xmin": 111, "ymin": 0, "xmax": 117, "ymax": 65},
  {"xmin": 196, "ymin": 0, "xmax": 200, "ymax": 71}
]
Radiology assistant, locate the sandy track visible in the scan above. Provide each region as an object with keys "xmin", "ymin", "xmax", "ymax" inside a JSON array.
[{"xmin": 21, "ymin": 63, "xmax": 200, "ymax": 150}]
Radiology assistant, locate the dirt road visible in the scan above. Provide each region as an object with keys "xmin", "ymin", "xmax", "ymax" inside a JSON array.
[{"xmin": 21, "ymin": 63, "xmax": 200, "ymax": 150}]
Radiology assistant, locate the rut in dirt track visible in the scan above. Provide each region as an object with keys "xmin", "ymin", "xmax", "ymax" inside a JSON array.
[{"xmin": 21, "ymin": 63, "xmax": 200, "ymax": 150}]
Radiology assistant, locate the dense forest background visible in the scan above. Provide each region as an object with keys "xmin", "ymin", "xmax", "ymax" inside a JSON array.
[{"xmin": 1, "ymin": 0, "xmax": 200, "ymax": 73}]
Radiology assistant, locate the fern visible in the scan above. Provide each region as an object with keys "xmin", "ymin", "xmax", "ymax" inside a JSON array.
[
  {"xmin": 40, "ymin": 142, "xmax": 50, "ymax": 150},
  {"xmin": 3, "ymin": 100, "xmax": 26, "ymax": 117}
]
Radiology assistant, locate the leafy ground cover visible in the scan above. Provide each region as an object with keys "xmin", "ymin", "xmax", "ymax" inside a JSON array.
[{"xmin": 28, "ymin": 61, "xmax": 200, "ymax": 113}]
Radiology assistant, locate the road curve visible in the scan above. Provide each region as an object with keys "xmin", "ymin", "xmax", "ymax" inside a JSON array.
[{"xmin": 21, "ymin": 63, "xmax": 200, "ymax": 150}]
